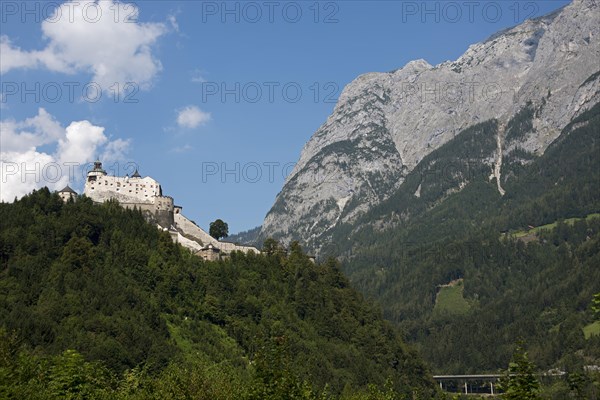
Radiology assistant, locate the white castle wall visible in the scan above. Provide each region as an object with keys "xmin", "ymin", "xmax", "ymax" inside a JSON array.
[
  {"xmin": 214, "ymin": 241, "xmax": 260, "ymax": 254},
  {"xmin": 174, "ymin": 213, "xmax": 219, "ymax": 246},
  {"xmin": 83, "ymin": 164, "xmax": 174, "ymax": 227},
  {"xmin": 176, "ymin": 231, "xmax": 204, "ymax": 252},
  {"xmin": 82, "ymin": 162, "xmax": 259, "ymax": 256},
  {"xmin": 84, "ymin": 175, "xmax": 161, "ymax": 204},
  {"xmin": 174, "ymin": 213, "xmax": 260, "ymax": 254}
]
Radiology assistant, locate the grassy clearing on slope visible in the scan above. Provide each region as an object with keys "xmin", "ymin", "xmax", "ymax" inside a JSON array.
[
  {"xmin": 434, "ymin": 279, "xmax": 471, "ymax": 316},
  {"xmin": 583, "ymin": 321, "xmax": 600, "ymax": 339},
  {"xmin": 510, "ymin": 213, "xmax": 600, "ymax": 238}
]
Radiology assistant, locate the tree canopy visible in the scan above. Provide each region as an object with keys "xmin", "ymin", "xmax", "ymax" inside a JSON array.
[
  {"xmin": 0, "ymin": 189, "xmax": 441, "ymax": 399},
  {"xmin": 209, "ymin": 219, "xmax": 229, "ymax": 240},
  {"xmin": 500, "ymin": 342, "xmax": 542, "ymax": 400}
]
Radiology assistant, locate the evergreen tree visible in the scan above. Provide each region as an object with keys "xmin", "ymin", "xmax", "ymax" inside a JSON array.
[{"xmin": 500, "ymin": 342, "xmax": 541, "ymax": 400}]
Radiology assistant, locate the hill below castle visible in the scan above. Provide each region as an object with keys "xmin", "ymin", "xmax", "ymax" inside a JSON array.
[{"xmin": 0, "ymin": 190, "xmax": 441, "ymax": 399}]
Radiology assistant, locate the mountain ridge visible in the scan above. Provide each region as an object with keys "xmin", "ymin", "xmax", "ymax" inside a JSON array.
[{"xmin": 259, "ymin": 0, "xmax": 600, "ymax": 253}]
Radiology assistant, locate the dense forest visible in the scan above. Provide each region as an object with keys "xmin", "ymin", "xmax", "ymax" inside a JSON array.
[
  {"xmin": 1, "ymin": 102, "xmax": 598, "ymax": 399},
  {"xmin": 0, "ymin": 189, "xmax": 441, "ymax": 399},
  {"xmin": 332, "ymin": 101, "xmax": 600, "ymax": 384}
]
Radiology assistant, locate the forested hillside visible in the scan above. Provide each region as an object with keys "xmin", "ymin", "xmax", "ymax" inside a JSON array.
[
  {"xmin": 0, "ymin": 190, "xmax": 441, "ymax": 399},
  {"xmin": 336, "ymin": 102, "xmax": 600, "ymax": 375}
]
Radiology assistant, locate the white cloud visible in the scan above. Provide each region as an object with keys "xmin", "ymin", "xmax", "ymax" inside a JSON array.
[
  {"xmin": 57, "ymin": 121, "xmax": 108, "ymax": 165},
  {"xmin": 102, "ymin": 138, "xmax": 131, "ymax": 163},
  {"xmin": 1, "ymin": 149, "xmax": 58, "ymax": 202},
  {"xmin": 176, "ymin": 105, "xmax": 211, "ymax": 129},
  {"xmin": 0, "ymin": 36, "xmax": 41, "ymax": 73},
  {"xmin": 191, "ymin": 69, "xmax": 207, "ymax": 83},
  {"xmin": 0, "ymin": 0, "xmax": 169, "ymax": 91},
  {"xmin": 0, "ymin": 108, "xmax": 64, "ymax": 153},
  {"xmin": 0, "ymin": 109, "xmax": 130, "ymax": 202}
]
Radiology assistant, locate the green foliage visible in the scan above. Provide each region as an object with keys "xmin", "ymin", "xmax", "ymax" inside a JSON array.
[
  {"xmin": 0, "ymin": 330, "xmax": 116, "ymax": 400},
  {"xmin": 433, "ymin": 280, "xmax": 471, "ymax": 317},
  {"xmin": 247, "ymin": 336, "xmax": 317, "ymax": 400},
  {"xmin": 505, "ymin": 101, "xmax": 535, "ymax": 143},
  {"xmin": 583, "ymin": 321, "xmax": 600, "ymax": 339},
  {"xmin": 262, "ymin": 237, "xmax": 286, "ymax": 256},
  {"xmin": 0, "ymin": 190, "xmax": 441, "ymax": 398},
  {"xmin": 328, "ymin": 102, "xmax": 600, "ymax": 375},
  {"xmin": 499, "ymin": 342, "xmax": 541, "ymax": 400},
  {"xmin": 209, "ymin": 218, "xmax": 229, "ymax": 239}
]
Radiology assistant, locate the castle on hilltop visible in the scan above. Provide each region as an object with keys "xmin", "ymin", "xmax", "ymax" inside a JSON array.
[
  {"xmin": 84, "ymin": 160, "xmax": 175, "ymax": 228},
  {"xmin": 60, "ymin": 160, "xmax": 260, "ymax": 259}
]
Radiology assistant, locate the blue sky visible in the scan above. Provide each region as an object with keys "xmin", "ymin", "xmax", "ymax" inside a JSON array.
[{"xmin": 0, "ymin": 0, "xmax": 569, "ymax": 234}]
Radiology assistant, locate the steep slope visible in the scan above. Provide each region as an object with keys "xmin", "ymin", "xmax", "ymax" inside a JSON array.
[
  {"xmin": 339, "ymin": 101, "xmax": 600, "ymax": 374},
  {"xmin": 0, "ymin": 191, "xmax": 440, "ymax": 398},
  {"xmin": 260, "ymin": 0, "xmax": 600, "ymax": 253}
]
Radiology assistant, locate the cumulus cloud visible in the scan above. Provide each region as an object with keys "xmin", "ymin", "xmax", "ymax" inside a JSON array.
[
  {"xmin": 0, "ymin": 108, "xmax": 130, "ymax": 202},
  {"xmin": 57, "ymin": 121, "xmax": 108, "ymax": 165},
  {"xmin": 0, "ymin": 108, "xmax": 64, "ymax": 153},
  {"xmin": 1, "ymin": 150, "xmax": 57, "ymax": 202},
  {"xmin": 176, "ymin": 105, "xmax": 211, "ymax": 129},
  {"xmin": 0, "ymin": 36, "xmax": 41, "ymax": 73},
  {"xmin": 102, "ymin": 138, "xmax": 131, "ymax": 163},
  {"xmin": 0, "ymin": 0, "xmax": 169, "ymax": 91}
]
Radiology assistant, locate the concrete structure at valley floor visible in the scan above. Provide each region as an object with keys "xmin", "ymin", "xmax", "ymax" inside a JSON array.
[{"xmin": 62, "ymin": 160, "xmax": 260, "ymax": 258}]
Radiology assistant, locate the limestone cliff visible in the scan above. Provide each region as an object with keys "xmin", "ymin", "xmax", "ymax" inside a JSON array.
[{"xmin": 260, "ymin": 0, "xmax": 600, "ymax": 252}]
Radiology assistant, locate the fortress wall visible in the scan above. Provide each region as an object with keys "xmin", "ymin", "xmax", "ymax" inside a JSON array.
[
  {"xmin": 84, "ymin": 175, "xmax": 161, "ymax": 204},
  {"xmin": 154, "ymin": 196, "xmax": 174, "ymax": 227},
  {"xmin": 115, "ymin": 198, "xmax": 173, "ymax": 228},
  {"xmin": 174, "ymin": 213, "xmax": 260, "ymax": 254},
  {"xmin": 174, "ymin": 232, "xmax": 204, "ymax": 252},
  {"xmin": 216, "ymin": 241, "xmax": 260, "ymax": 254},
  {"xmin": 128, "ymin": 203, "xmax": 156, "ymax": 213},
  {"xmin": 84, "ymin": 171, "xmax": 174, "ymax": 227},
  {"xmin": 81, "ymin": 163, "xmax": 258, "ymax": 255},
  {"xmin": 174, "ymin": 213, "xmax": 218, "ymax": 246}
]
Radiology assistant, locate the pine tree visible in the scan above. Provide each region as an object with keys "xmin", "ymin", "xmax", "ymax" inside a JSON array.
[{"xmin": 499, "ymin": 342, "xmax": 541, "ymax": 400}]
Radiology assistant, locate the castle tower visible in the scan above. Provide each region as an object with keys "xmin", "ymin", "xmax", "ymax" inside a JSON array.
[
  {"xmin": 58, "ymin": 185, "xmax": 77, "ymax": 202},
  {"xmin": 87, "ymin": 160, "xmax": 107, "ymax": 183}
]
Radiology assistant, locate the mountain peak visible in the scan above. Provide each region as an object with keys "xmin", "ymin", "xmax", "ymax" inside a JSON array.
[
  {"xmin": 260, "ymin": 0, "xmax": 600, "ymax": 253},
  {"xmin": 401, "ymin": 59, "xmax": 433, "ymax": 72}
]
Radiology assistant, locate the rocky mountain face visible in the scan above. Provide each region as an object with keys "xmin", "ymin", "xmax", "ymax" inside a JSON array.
[{"xmin": 260, "ymin": 0, "xmax": 600, "ymax": 252}]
